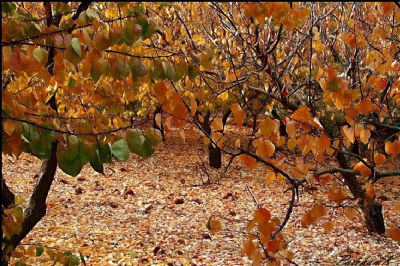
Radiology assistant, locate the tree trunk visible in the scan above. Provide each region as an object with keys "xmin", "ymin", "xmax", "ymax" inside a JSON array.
[
  {"xmin": 2, "ymin": 141, "xmax": 58, "ymax": 264},
  {"xmin": 208, "ymin": 143, "xmax": 222, "ymax": 168},
  {"xmin": 321, "ymin": 118, "xmax": 386, "ymax": 235},
  {"xmin": 335, "ymin": 149, "xmax": 386, "ymax": 234},
  {"xmin": 363, "ymin": 201, "xmax": 385, "ymax": 234}
]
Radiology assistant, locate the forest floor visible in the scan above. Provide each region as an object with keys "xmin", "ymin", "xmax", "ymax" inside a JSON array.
[{"xmin": 3, "ymin": 125, "xmax": 400, "ymax": 266}]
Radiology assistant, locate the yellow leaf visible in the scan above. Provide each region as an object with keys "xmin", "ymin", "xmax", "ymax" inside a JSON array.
[
  {"xmin": 266, "ymin": 172, "xmax": 276, "ymax": 183},
  {"xmin": 354, "ymin": 123, "xmax": 364, "ymax": 137},
  {"xmin": 259, "ymin": 118, "xmax": 278, "ymax": 137},
  {"xmin": 287, "ymin": 138, "xmax": 297, "ymax": 150},
  {"xmin": 254, "ymin": 139, "xmax": 275, "ymax": 157},
  {"xmin": 218, "ymin": 91, "xmax": 229, "ymax": 101}
]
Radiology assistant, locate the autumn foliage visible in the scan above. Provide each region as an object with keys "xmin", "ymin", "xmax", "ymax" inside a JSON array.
[{"xmin": 2, "ymin": 2, "xmax": 400, "ymax": 265}]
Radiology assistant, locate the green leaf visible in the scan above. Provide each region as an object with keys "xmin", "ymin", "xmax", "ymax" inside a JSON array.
[
  {"xmin": 68, "ymin": 77, "xmax": 76, "ymax": 88},
  {"xmin": 98, "ymin": 142, "xmax": 112, "ymax": 163},
  {"xmin": 188, "ymin": 64, "xmax": 199, "ymax": 81},
  {"xmin": 30, "ymin": 139, "xmax": 51, "ymax": 160},
  {"xmin": 111, "ymin": 139, "xmax": 129, "ymax": 161},
  {"xmin": 33, "ymin": 48, "xmax": 48, "ymax": 64},
  {"xmin": 136, "ymin": 16, "xmax": 149, "ymax": 38},
  {"xmin": 2, "ymin": 2, "xmax": 16, "ymax": 13},
  {"xmin": 71, "ymin": 38, "xmax": 81, "ymax": 57},
  {"xmin": 22, "ymin": 123, "xmax": 38, "ymax": 143},
  {"xmin": 327, "ymin": 79, "xmax": 339, "ymax": 92},
  {"xmin": 57, "ymin": 140, "xmax": 87, "ymax": 177},
  {"xmin": 127, "ymin": 129, "xmax": 145, "ymax": 154},
  {"xmin": 84, "ymin": 142, "xmax": 104, "ymax": 174},
  {"xmin": 127, "ymin": 129, "xmax": 155, "ymax": 157},
  {"xmin": 68, "ymin": 255, "xmax": 80, "ymax": 266},
  {"xmin": 36, "ymin": 246, "xmax": 44, "ymax": 256},
  {"xmin": 65, "ymin": 45, "xmax": 83, "ymax": 65}
]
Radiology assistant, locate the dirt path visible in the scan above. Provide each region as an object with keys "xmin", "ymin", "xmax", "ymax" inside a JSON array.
[{"xmin": 3, "ymin": 129, "xmax": 399, "ymax": 265}]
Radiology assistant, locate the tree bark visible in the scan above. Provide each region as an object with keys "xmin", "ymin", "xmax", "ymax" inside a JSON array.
[{"xmin": 208, "ymin": 143, "xmax": 222, "ymax": 168}]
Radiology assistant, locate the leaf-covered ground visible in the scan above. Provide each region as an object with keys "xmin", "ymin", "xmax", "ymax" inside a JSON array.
[{"xmin": 3, "ymin": 126, "xmax": 400, "ymax": 265}]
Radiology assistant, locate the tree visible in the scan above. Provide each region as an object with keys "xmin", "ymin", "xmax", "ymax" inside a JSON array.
[
  {"xmin": 2, "ymin": 2, "xmax": 400, "ymax": 265},
  {"xmin": 145, "ymin": 2, "xmax": 400, "ymax": 264},
  {"xmin": 1, "ymin": 2, "xmax": 187, "ymax": 264}
]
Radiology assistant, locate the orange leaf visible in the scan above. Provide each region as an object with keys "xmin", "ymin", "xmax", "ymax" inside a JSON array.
[
  {"xmin": 239, "ymin": 154, "xmax": 257, "ymax": 168},
  {"xmin": 385, "ymin": 140, "xmax": 400, "ymax": 156},
  {"xmin": 323, "ymin": 221, "xmax": 334, "ymax": 233},
  {"xmin": 364, "ymin": 183, "xmax": 375, "ymax": 204},
  {"xmin": 3, "ymin": 120, "xmax": 17, "ymax": 136},
  {"xmin": 359, "ymin": 129, "xmax": 371, "ymax": 144},
  {"xmin": 315, "ymin": 174, "xmax": 331, "ymax": 185},
  {"xmin": 254, "ymin": 139, "xmax": 275, "ymax": 157},
  {"xmin": 373, "ymin": 153, "xmax": 385, "ymax": 165},
  {"xmin": 259, "ymin": 118, "xmax": 279, "ymax": 137},
  {"xmin": 254, "ymin": 208, "xmax": 271, "ymax": 224},
  {"xmin": 286, "ymin": 120, "xmax": 296, "ymax": 138},
  {"xmin": 327, "ymin": 190, "xmax": 347, "ymax": 204},
  {"xmin": 153, "ymin": 81, "xmax": 168, "ymax": 104},
  {"xmin": 319, "ymin": 134, "xmax": 331, "ymax": 151},
  {"xmin": 353, "ymin": 161, "xmax": 372, "ymax": 178},
  {"xmin": 243, "ymin": 239, "xmax": 257, "ymax": 258},
  {"xmin": 211, "ymin": 117, "xmax": 223, "ymax": 131},
  {"xmin": 231, "ymin": 103, "xmax": 246, "ymax": 127},
  {"xmin": 267, "ymin": 239, "xmax": 281, "ymax": 252},
  {"xmin": 190, "ymin": 97, "xmax": 197, "ymax": 117},
  {"xmin": 387, "ymin": 229, "xmax": 400, "ymax": 242},
  {"xmin": 341, "ymin": 125, "xmax": 355, "ymax": 143},
  {"xmin": 344, "ymin": 207, "xmax": 358, "ymax": 220}
]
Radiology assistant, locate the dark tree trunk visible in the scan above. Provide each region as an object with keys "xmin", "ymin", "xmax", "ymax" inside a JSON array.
[
  {"xmin": 208, "ymin": 143, "xmax": 222, "ymax": 168},
  {"xmin": 363, "ymin": 201, "xmax": 385, "ymax": 234}
]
